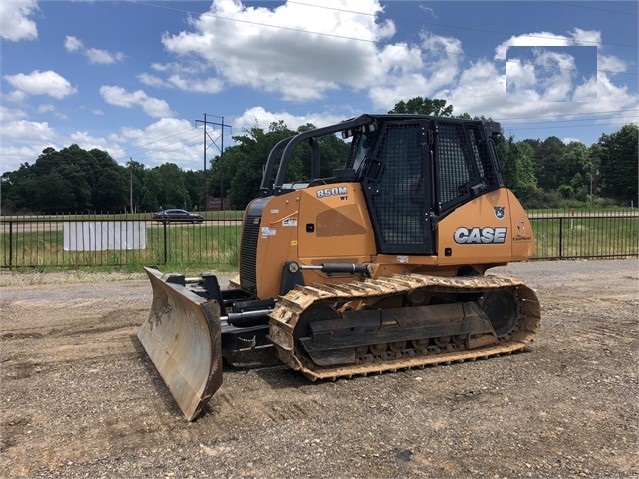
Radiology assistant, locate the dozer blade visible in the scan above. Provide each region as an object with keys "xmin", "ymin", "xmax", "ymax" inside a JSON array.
[{"xmin": 138, "ymin": 267, "xmax": 223, "ymax": 421}]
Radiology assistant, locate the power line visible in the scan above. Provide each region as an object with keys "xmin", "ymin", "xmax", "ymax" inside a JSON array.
[
  {"xmin": 553, "ymin": 1, "xmax": 638, "ymax": 17},
  {"xmin": 130, "ymin": 1, "xmax": 638, "ymax": 78},
  {"xmin": 506, "ymin": 119, "xmax": 639, "ymax": 131},
  {"xmin": 118, "ymin": 126, "xmax": 200, "ymax": 154},
  {"xmin": 290, "ymin": 0, "xmax": 637, "ymax": 48},
  {"xmin": 499, "ymin": 108, "xmax": 639, "ymax": 122}
]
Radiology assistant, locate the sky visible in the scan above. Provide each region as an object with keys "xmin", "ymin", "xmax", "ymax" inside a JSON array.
[{"xmin": 0, "ymin": 0, "xmax": 637, "ymax": 174}]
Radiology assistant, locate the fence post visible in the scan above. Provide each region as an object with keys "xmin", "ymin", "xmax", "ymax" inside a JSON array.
[
  {"xmin": 163, "ymin": 222, "xmax": 168, "ymax": 264},
  {"xmin": 8, "ymin": 221, "xmax": 13, "ymax": 269},
  {"xmin": 559, "ymin": 217, "xmax": 563, "ymax": 259}
]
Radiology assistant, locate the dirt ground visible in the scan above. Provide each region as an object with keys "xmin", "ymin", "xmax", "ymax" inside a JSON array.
[{"xmin": 1, "ymin": 259, "xmax": 637, "ymax": 478}]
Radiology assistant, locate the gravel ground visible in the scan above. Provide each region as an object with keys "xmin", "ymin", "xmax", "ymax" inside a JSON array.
[{"xmin": 0, "ymin": 259, "xmax": 637, "ymax": 478}]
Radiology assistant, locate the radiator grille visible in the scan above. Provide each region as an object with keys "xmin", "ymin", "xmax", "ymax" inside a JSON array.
[{"xmin": 239, "ymin": 215, "xmax": 260, "ymax": 292}]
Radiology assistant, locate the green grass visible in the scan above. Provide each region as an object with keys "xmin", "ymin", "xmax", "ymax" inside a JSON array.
[
  {"xmin": 531, "ymin": 215, "xmax": 639, "ymax": 258},
  {"xmin": 146, "ymin": 223, "xmax": 241, "ymax": 271},
  {"xmin": 1, "ymin": 211, "xmax": 637, "ymax": 272},
  {"xmin": 0, "ymin": 222, "xmax": 241, "ymax": 272}
]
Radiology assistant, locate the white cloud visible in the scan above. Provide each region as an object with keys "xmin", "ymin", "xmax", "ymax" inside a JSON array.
[
  {"xmin": 166, "ymin": 75, "xmax": 225, "ymax": 94},
  {"xmin": 0, "ymin": 119, "xmax": 57, "ymax": 171},
  {"xmin": 139, "ymin": 63, "xmax": 225, "ymax": 94},
  {"xmin": 495, "ymin": 31, "xmax": 573, "ymax": 61},
  {"xmin": 233, "ymin": 106, "xmax": 345, "ymax": 133},
  {"xmin": 0, "ymin": 105, "xmax": 28, "ymax": 122},
  {"xmin": 64, "ymin": 35, "xmax": 83, "ymax": 52},
  {"xmin": 85, "ymin": 47, "xmax": 125, "ymax": 65},
  {"xmin": 0, "ymin": 0, "xmax": 38, "ymax": 41},
  {"xmin": 533, "ymin": 48, "xmax": 576, "ymax": 101},
  {"xmin": 572, "ymin": 76, "xmax": 598, "ymax": 102},
  {"xmin": 138, "ymin": 73, "xmax": 168, "ymax": 89},
  {"xmin": 37, "ymin": 104, "xmax": 56, "ymax": 114},
  {"xmin": 366, "ymin": 32, "xmax": 464, "ymax": 110},
  {"xmin": 68, "ymin": 131, "xmax": 111, "ymax": 150},
  {"xmin": 495, "ymin": 28, "xmax": 606, "ymax": 103},
  {"xmin": 99, "ymin": 86, "xmax": 174, "ymax": 118},
  {"xmin": 420, "ymin": 32, "xmax": 464, "ymax": 88},
  {"xmin": 598, "ymin": 54, "xmax": 627, "ymax": 75},
  {"xmin": 3, "ymin": 70, "xmax": 77, "ymax": 100},
  {"xmin": 159, "ymin": 0, "xmax": 394, "ymax": 101},
  {"xmin": 570, "ymin": 28, "xmax": 601, "ymax": 47},
  {"xmin": 65, "ymin": 35, "xmax": 125, "ymax": 64},
  {"xmin": 113, "ymin": 118, "xmax": 203, "ymax": 169},
  {"xmin": 445, "ymin": 60, "xmax": 506, "ymax": 114},
  {"xmin": 504, "ymin": 45, "xmax": 600, "ymax": 103},
  {"xmin": 41, "ymin": 105, "xmax": 68, "ymax": 121},
  {"xmin": 506, "ymin": 59, "xmax": 537, "ymax": 91},
  {"xmin": 4, "ymin": 90, "xmax": 29, "ymax": 103},
  {"xmin": 1, "ymin": 144, "xmax": 50, "ymax": 172}
]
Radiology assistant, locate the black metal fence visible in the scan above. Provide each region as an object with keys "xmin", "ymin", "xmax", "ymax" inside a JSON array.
[
  {"xmin": 1, "ymin": 210, "xmax": 637, "ymax": 269},
  {"xmin": 529, "ymin": 210, "xmax": 638, "ymax": 260}
]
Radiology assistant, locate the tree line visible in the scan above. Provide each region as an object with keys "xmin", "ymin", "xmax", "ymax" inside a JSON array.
[{"xmin": 1, "ymin": 98, "xmax": 637, "ymax": 214}]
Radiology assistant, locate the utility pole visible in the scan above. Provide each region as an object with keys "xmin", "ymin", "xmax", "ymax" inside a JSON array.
[{"xmin": 195, "ymin": 114, "xmax": 232, "ymax": 211}]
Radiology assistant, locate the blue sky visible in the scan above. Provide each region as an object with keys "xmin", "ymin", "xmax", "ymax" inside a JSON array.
[{"xmin": 1, "ymin": 0, "xmax": 637, "ymax": 173}]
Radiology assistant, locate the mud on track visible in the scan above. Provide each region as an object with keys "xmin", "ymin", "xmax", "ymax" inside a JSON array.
[{"xmin": 0, "ymin": 259, "xmax": 637, "ymax": 478}]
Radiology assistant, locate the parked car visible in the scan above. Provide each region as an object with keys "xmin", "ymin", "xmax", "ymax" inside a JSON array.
[{"xmin": 152, "ymin": 209, "xmax": 204, "ymax": 224}]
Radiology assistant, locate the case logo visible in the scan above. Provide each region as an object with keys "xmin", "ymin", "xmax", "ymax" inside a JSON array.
[
  {"xmin": 454, "ymin": 227, "xmax": 507, "ymax": 244},
  {"xmin": 494, "ymin": 206, "xmax": 506, "ymax": 219}
]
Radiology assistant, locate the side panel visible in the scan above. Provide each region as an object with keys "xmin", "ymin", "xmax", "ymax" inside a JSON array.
[
  {"xmin": 298, "ymin": 184, "xmax": 376, "ymax": 259},
  {"xmin": 436, "ymin": 188, "xmax": 534, "ymax": 265},
  {"xmin": 254, "ymin": 193, "xmax": 301, "ymax": 299},
  {"xmin": 255, "ymin": 184, "xmax": 378, "ymax": 299}
]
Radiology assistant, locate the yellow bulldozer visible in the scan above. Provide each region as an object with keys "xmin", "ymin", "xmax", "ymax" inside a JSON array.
[{"xmin": 138, "ymin": 114, "xmax": 540, "ymax": 420}]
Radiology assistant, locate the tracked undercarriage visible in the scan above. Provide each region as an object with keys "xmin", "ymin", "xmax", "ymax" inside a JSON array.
[{"xmin": 268, "ymin": 274, "xmax": 540, "ymax": 381}]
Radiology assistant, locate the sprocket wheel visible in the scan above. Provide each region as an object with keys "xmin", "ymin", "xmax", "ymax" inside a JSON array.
[{"xmin": 478, "ymin": 290, "xmax": 518, "ymax": 337}]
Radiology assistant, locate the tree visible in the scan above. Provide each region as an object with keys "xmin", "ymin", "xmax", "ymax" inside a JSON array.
[
  {"xmin": 183, "ymin": 170, "xmax": 204, "ymax": 210},
  {"xmin": 93, "ymin": 169, "xmax": 129, "ymax": 212},
  {"xmin": 585, "ymin": 143, "xmax": 603, "ymax": 198},
  {"xmin": 596, "ymin": 124, "xmax": 638, "ymax": 205},
  {"xmin": 558, "ymin": 142, "xmax": 590, "ymax": 200},
  {"xmin": 125, "ymin": 160, "xmax": 150, "ymax": 213},
  {"xmin": 2, "ymin": 121, "xmax": 635, "ymax": 214},
  {"xmin": 499, "ymin": 137, "xmax": 537, "ymax": 198},
  {"xmin": 2, "ymin": 163, "xmax": 38, "ymax": 212},
  {"xmin": 388, "ymin": 97, "xmax": 454, "ymax": 116},
  {"xmin": 57, "ymin": 163, "xmax": 92, "ymax": 211},
  {"xmin": 525, "ymin": 136, "xmax": 566, "ymax": 191},
  {"xmin": 33, "ymin": 173, "xmax": 77, "ymax": 213},
  {"xmin": 222, "ymin": 123, "xmax": 296, "ymax": 208},
  {"xmin": 147, "ymin": 163, "xmax": 188, "ymax": 210}
]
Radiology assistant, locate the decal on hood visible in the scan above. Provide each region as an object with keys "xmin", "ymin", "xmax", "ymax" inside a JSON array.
[{"xmin": 454, "ymin": 227, "xmax": 507, "ymax": 244}]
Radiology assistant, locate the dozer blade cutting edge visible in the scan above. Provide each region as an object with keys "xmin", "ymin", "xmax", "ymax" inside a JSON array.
[{"xmin": 138, "ymin": 266, "xmax": 223, "ymax": 421}]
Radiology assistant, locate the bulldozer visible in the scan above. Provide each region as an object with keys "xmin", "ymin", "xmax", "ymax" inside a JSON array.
[{"xmin": 138, "ymin": 114, "xmax": 540, "ymax": 420}]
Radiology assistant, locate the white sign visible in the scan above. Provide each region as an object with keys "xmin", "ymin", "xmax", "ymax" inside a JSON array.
[{"xmin": 63, "ymin": 221, "xmax": 147, "ymax": 251}]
